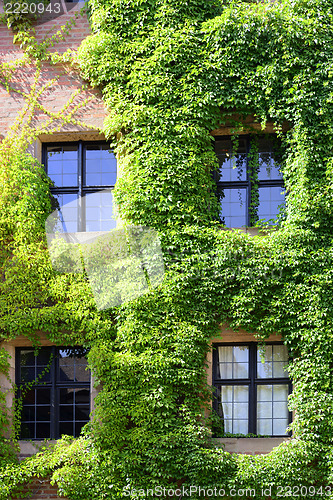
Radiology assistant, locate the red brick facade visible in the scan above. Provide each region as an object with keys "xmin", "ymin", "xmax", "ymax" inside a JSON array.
[
  {"xmin": 0, "ymin": 6, "xmax": 108, "ymax": 139},
  {"xmin": 10, "ymin": 477, "xmax": 66, "ymax": 499}
]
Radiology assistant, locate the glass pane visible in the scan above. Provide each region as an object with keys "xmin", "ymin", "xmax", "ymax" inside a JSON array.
[
  {"xmin": 75, "ymin": 389, "xmax": 90, "ymax": 404},
  {"xmin": 220, "ymin": 188, "xmax": 247, "ymax": 228},
  {"xmin": 47, "ymin": 146, "xmax": 78, "ymax": 187},
  {"xmin": 273, "ymin": 419, "xmax": 289, "ymax": 435},
  {"xmin": 234, "ymin": 386, "xmax": 248, "ymax": 403},
  {"xmin": 257, "ymin": 385, "xmax": 272, "ymax": 401},
  {"xmin": 221, "ymin": 385, "xmax": 233, "ymax": 402},
  {"xmin": 216, "ymin": 139, "xmax": 247, "ymax": 182},
  {"xmin": 273, "ymin": 384, "xmax": 289, "ymax": 402},
  {"xmin": 273, "ymin": 401, "xmax": 289, "ymax": 419},
  {"xmin": 257, "ymin": 138, "xmax": 282, "ymax": 181},
  {"xmin": 84, "ymin": 191, "xmax": 116, "ymax": 232},
  {"xmin": 257, "ymin": 419, "xmax": 272, "ymax": 435},
  {"xmin": 217, "ymin": 346, "xmax": 249, "ymax": 379},
  {"xmin": 221, "ymin": 401, "xmax": 232, "ymax": 420},
  {"xmin": 36, "ymin": 366, "xmax": 51, "ymax": 382},
  {"xmin": 20, "ymin": 350, "xmax": 35, "ymax": 366},
  {"xmin": 75, "ymin": 405, "xmax": 90, "ymax": 420},
  {"xmin": 22, "ymin": 389, "xmax": 35, "ymax": 405},
  {"xmin": 59, "ymin": 422, "xmax": 73, "ymax": 436},
  {"xmin": 60, "ymin": 388, "xmax": 74, "ymax": 404},
  {"xmin": 37, "ymin": 348, "xmax": 52, "ymax": 365},
  {"xmin": 36, "ymin": 406, "xmax": 51, "ymax": 421},
  {"xmin": 22, "ymin": 406, "xmax": 35, "ymax": 421},
  {"xmin": 218, "ymin": 346, "xmax": 232, "ymax": 363},
  {"xmin": 60, "ymin": 406, "xmax": 74, "ymax": 421},
  {"xmin": 257, "ymin": 345, "xmax": 273, "ymax": 378},
  {"xmin": 21, "ymin": 423, "xmax": 35, "ymax": 439},
  {"xmin": 21, "ymin": 367, "xmax": 35, "ymax": 383},
  {"xmin": 36, "ymin": 389, "xmax": 51, "ymax": 404},
  {"xmin": 53, "ymin": 193, "xmax": 79, "ymax": 233},
  {"xmin": 257, "ymin": 401, "xmax": 272, "ymax": 418},
  {"xmin": 218, "ymin": 363, "xmax": 232, "ymax": 379},
  {"xmin": 257, "ymin": 186, "xmax": 285, "ymax": 224},
  {"xmin": 75, "ymin": 422, "xmax": 87, "ymax": 436},
  {"xmin": 233, "ymin": 420, "xmax": 248, "ymax": 434},
  {"xmin": 75, "ymin": 365, "xmax": 90, "ymax": 382},
  {"xmin": 36, "ymin": 423, "xmax": 51, "ymax": 439},
  {"xmin": 85, "ymin": 145, "xmax": 117, "ymax": 186},
  {"xmin": 220, "ymin": 385, "xmax": 249, "ymax": 434}
]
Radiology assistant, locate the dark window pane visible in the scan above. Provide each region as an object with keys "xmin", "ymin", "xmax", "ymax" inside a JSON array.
[
  {"xmin": 59, "ymin": 422, "xmax": 74, "ymax": 436},
  {"xmin": 22, "ymin": 389, "xmax": 35, "ymax": 405},
  {"xmin": 75, "ymin": 389, "xmax": 90, "ymax": 404},
  {"xmin": 36, "ymin": 366, "xmax": 51, "ymax": 382},
  {"xmin": 36, "ymin": 348, "xmax": 52, "ymax": 365},
  {"xmin": 75, "ymin": 405, "xmax": 90, "ymax": 420},
  {"xmin": 220, "ymin": 188, "xmax": 247, "ymax": 227},
  {"xmin": 36, "ymin": 406, "xmax": 51, "ymax": 421},
  {"xmin": 257, "ymin": 186, "xmax": 285, "ymax": 224},
  {"xmin": 21, "ymin": 367, "xmax": 35, "ymax": 383},
  {"xmin": 22, "ymin": 406, "xmax": 35, "ymax": 421},
  {"xmin": 21, "ymin": 423, "xmax": 35, "ymax": 439},
  {"xmin": 75, "ymin": 422, "xmax": 86, "ymax": 437},
  {"xmin": 36, "ymin": 423, "xmax": 51, "ymax": 439},
  {"xmin": 59, "ymin": 406, "xmax": 74, "ymax": 421},
  {"xmin": 20, "ymin": 350, "xmax": 35, "ymax": 366},
  {"xmin": 36, "ymin": 389, "xmax": 51, "ymax": 405},
  {"xmin": 60, "ymin": 388, "xmax": 74, "ymax": 405}
]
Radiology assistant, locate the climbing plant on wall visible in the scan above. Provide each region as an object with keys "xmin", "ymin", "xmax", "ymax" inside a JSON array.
[{"xmin": 1, "ymin": 0, "xmax": 333, "ymax": 498}]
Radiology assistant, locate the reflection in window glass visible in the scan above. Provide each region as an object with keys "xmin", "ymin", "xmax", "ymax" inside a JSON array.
[
  {"xmin": 220, "ymin": 188, "xmax": 247, "ymax": 227},
  {"xmin": 53, "ymin": 193, "xmax": 78, "ymax": 233},
  {"xmin": 257, "ymin": 345, "xmax": 289, "ymax": 379},
  {"xmin": 85, "ymin": 191, "xmax": 116, "ymax": 232},
  {"xmin": 216, "ymin": 139, "xmax": 247, "ymax": 182},
  {"xmin": 85, "ymin": 145, "xmax": 117, "ymax": 186},
  {"xmin": 47, "ymin": 146, "xmax": 78, "ymax": 188},
  {"xmin": 257, "ymin": 186, "xmax": 285, "ymax": 224}
]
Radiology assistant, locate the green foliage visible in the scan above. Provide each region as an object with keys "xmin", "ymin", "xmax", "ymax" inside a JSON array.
[{"xmin": 2, "ymin": 0, "xmax": 333, "ymax": 498}]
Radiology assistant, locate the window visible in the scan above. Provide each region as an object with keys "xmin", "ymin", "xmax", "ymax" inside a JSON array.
[
  {"xmin": 43, "ymin": 141, "xmax": 117, "ymax": 232},
  {"xmin": 213, "ymin": 343, "xmax": 291, "ymax": 436},
  {"xmin": 16, "ymin": 347, "xmax": 90, "ymax": 440},
  {"xmin": 214, "ymin": 136, "xmax": 285, "ymax": 228}
]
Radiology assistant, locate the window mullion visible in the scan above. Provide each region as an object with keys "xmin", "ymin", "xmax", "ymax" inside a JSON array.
[
  {"xmin": 78, "ymin": 141, "xmax": 83, "ymax": 232},
  {"xmin": 246, "ymin": 137, "xmax": 251, "ymax": 227},
  {"xmin": 51, "ymin": 347, "xmax": 57, "ymax": 440},
  {"xmin": 249, "ymin": 343, "xmax": 256, "ymax": 434}
]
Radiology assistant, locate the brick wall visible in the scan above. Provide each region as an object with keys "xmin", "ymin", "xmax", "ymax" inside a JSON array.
[
  {"xmin": 0, "ymin": 5, "xmax": 108, "ymax": 138},
  {"xmin": 10, "ymin": 477, "xmax": 66, "ymax": 500}
]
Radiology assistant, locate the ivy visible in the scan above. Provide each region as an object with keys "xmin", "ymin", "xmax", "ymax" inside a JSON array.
[{"xmin": 1, "ymin": 0, "xmax": 333, "ymax": 498}]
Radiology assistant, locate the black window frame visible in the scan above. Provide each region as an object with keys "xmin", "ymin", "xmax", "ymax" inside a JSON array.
[
  {"xmin": 16, "ymin": 346, "xmax": 91, "ymax": 440},
  {"xmin": 214, "ymin": 134, "xmax": 285, "ymax": 227},
  {"xmin": 42, "ymin": 140, "xmax": 117, "ymax": 232},
  {"xmin": 212, "ymin": 342, "xmax": 292, "ymax": 437}
]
